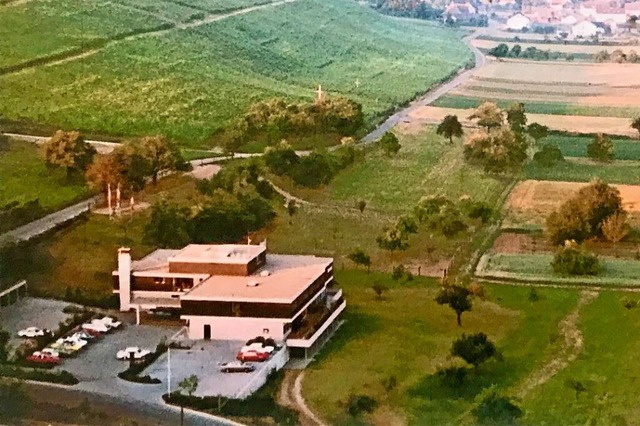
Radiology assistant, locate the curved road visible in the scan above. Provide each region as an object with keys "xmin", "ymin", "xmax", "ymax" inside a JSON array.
[{"xmin": 361, "ymin": 29, "xmax": 487, "ymax": 143}]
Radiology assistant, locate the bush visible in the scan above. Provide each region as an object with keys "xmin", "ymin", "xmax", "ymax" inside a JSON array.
[
  {"xmin": 118, "ymin": 341, "xmax": 167, "ymax": 384},
  {"xmin": 451, "ymin": 333, "xmax": 497, "ymax": 367},
  {"xmin": 587, "ymin": 133, "xmax": 614, "ymax": 162},
  {"xmin": 472, "ymin": 388, "xmax": 523, "ymax": 425},
  {"xmin": 392, "ymin": 264, "xmax": 406, "ymax": 280},
  {"xmin": 528, "ymin": 288, "xmax": 540, "ymax": 302},
  {"xmin": 264, "ymin": 143, "xmax": 299, "ymax": 176},
  {"xmin": 0, "ymin": 364, "xmax": 78, "ymax": 384},
  {"xmin": 533, "ymin": 143, "xmax": 564, "ymax": 167},
  {"xmin": 346, "ymin": 394, "xmax": 378, "ymax": 417},
  {"xmin": 622, "ymin": 297, "xmax": 638, "ymax": 309},
  {"xmin": 551, "ymin": 243, "xmax": 601, "ymax": 276},
  {"xmin": 436, "ymin": 366, "xmax": 468, "ymax": 387}
]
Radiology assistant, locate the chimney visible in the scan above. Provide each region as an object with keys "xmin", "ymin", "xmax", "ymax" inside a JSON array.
[{"xmin": 118, "ymin": 247, "xmax": 132, "ymax": 311}]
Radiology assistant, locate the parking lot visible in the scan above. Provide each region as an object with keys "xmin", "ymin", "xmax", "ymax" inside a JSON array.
[
  {"xmin": 143, "ymin": 340, "xmax": 288, "ymax": 398},
  {"xmin": 0, "ymin": 297, "xmax": 74, "ymax": 354},
  {"xmin": 61, "ymin": 323, "xmax": 180, "ymax": 382}
]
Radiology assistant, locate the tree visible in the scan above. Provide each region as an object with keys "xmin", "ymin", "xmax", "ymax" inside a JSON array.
[
  {"xmin": 435, "ymin": 285, "xmax": 472, "ymax": 326},
  {"xmin": 463, "ymin": 126, "xmax": 528, "ymax": 174},
  {"xmin": 533, "ymin": 143, "xmax": 563, "ymax": 167},
  {"xmin": 376, "ymin": 225, "xmax": 410, "ymax": 255},
  {"xmin": 43, "ymin": 130, "xmax": 96, "ymax": 177},
  {"xmin": 631, "ymin": 116, "xmax": 640, "ymax": 138},
  {"xmin": 143, "ymin": 200, "xmax": 191, "ymax": 249},
  {"xmin": 264, "ymin": 142, "xmax": 300, "ymax": 175},
  {"xmin": 506, "ymin": 102, "xmax": 527, "ymax": 134},
  {"xmin": 551, "ymin": 241, "xmax": 601, "ymax": 276},
  {"xmin": 546, "ymin": 179, "xmax": 623, "ymax": 244},
  {"xmin": 396, "ymin": 215, "xmax": 418, "ymax": 234},
  {"xmin": 348, "ymin": 248, "xmax": 371, "ymax": 273},
  {"xmin": 451, "ymin": 332, "xmax": 497, "ymax": 367},
  {"xmin": 468, "ymin": 102, "xmax": 503, "ymax": 130},
  {"xmin": 356, "ymin": 199, "xmax": 367, "ymax": 213},
  {"xmin": 371, "ymin": 283, "xmax": 388, "ymax": 300},
  {"xmin": 436, "ymin": 115, "xmax": 464, "ymax": 144},
  {"xmin": 85, "ymin": 153, "xmax": 126, "ymax": 195},
  {"xmin": 602, "ymin": 211, "xmax": 629, "ymax": 244},
  {"xmin": 137, "ymin": 136, "xmax": 186, "ymax": 184},
  {"xmin": 178, "ymin": 374, "xmax": 199, "ymax": 426},
  {"xmin": 379, "ymin": 131, "xmax": 401, "ymax": 156},
  {"xmin": 488, "ymin": 43, "xmax": 509, "ymax": 58},
  {"xmin": 587, "ymin": 133, "xmax": 614, "ymax": 162},
  {"xmin": 285, "ymin": 199, "xmax": 297, "ymax": 224},
  {"xmin": 472, "ymin": 388, "xmax": 523, "ymax": 425}
]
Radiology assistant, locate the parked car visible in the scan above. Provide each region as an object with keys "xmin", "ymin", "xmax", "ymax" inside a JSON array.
[
  {"xmin": 236, "ymin": 350, "xmax": 270, "ymax": 362},
  {"xmin": 220, "ymin": 361, "xmax": 256, "ymax": 373},
  {"xmin": 95, "ymin": 317, "xmax": 122, "ymax": 329},
  {"xmin": 82, "ymin": 322, "xmax": 109, "ymax": 334},
  {"xmin": 240, "ymin": 342, "xmax": 275, "ymax": 354},
  {"xmin": 82, "ymin": 326, "xmax": 105, "ymax": 337},
  {"xmin": 50, "ymin": 337, "xmax": 86, "ymax": 352},
  {"xmin": 116, "ymin": 347, "xmax": 151, "ymax": 360},
  {"xmin": 17, "ymin": 327, "xmax": 51, "ymax": 338},
  {"xmin": 72, "ymin": 330, "xmax": 97, "ymax": 341},
  {"xmin": 27, "ymin": 352, "xmax": 60, "ymax": 365},
  {"xmin": 40, "ymin": 347, "xmax": 60, "ymax": 358}
]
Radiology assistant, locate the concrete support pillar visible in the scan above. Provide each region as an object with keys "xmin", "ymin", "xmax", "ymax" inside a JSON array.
[{"xmin": 136, "ymin": 305, "xmax": 140, "ymax": 325}]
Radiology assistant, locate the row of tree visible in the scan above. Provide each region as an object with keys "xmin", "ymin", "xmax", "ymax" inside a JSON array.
[
  {"xmin": 42, "ymin": 130, "xmax": 189, "ymax": 197},
  {"xmin": 488, "ymin": 43, "xmax": 576, "ymax": 61}
]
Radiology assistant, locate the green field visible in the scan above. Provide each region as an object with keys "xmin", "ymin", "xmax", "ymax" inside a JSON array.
[
  {"xmin": 524, "ymin": 158, "xmax": 640, "ymax": 184},
  {"xmin": 259, "ymin": 126, "xmax": 510, "ymax": 271},
  {"xmin": 304, "ymin": 275, "xmax": 578, "ymax": 424},
  {"xmin": 522, "ymin": 291, "xmax": 640, "ymax": 424},
  {"xmin": 0, "ymin": 0, "xmax": 471, "ymax": 147},
  {"xmin": 477, "ymin": 253, "xmax": 640, "ymax": 287},
  {"xmin": 432, "ymin": 95, "xmax": 640, "ymax": 118},
  {"xmin": 0, "ymin": 140, "xmax": 92, "ymax": 210},
  {"xmin": 545, "ymin": 134, "xmax": 640, "ymax": 160}
]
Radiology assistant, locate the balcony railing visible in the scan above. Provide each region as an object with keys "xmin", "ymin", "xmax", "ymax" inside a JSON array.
[{"xmin": 288, "ymin": 295, "xmax": 345, "ymax": 340}]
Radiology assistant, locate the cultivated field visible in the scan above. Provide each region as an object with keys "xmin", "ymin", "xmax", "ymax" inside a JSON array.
[
  {"xmin": 503, "ymin": 180, "xmax": 640, "ymax": 228},
  {"xmin": 0, "ymin": 0, "xmax": 471, "ymax": 147},
  {"xmin": 0, "ymin": 139, "xmax": 92, "ymax": 210},
  {"xmin": 397, "ymin": 105, "xmax": 638, "ymax": 136}
]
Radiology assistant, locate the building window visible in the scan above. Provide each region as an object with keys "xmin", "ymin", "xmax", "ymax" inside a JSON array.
[{"xmin": 263, "ymin": 328, "xmax": 270, "ymax": 334}]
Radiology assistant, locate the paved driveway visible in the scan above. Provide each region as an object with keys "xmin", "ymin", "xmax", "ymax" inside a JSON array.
[
  {"xmin": 0, "ymin": 297, "xmax": 74, "ymax": 354},
  {"xmin": 143, "ymin": 340, "xmax": 285, "ymax": 398}
]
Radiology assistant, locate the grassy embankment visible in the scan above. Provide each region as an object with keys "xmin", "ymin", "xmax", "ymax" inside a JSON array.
[{"xmin": 0, "ymin": 0, "xmax": 471, "ymax": 147}]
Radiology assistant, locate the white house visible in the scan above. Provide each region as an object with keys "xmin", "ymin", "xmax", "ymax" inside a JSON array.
[
  {"xmin": 506, "ymin": 13, "xmax": 531, "ymax": 30},
  {"xmin": 572, "ymin": 20, "xmax": 599, "ymax": 37},
  {"xmin": 560, "ymin": 14, "xmax": 579, "ymax": 26},
  {"xmin": 113, "ymin": 243, "xmax": 346, "ymax": 359}
]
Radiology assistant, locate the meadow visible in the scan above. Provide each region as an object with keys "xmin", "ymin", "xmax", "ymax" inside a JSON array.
[
  {"xmin": 0, "ymin": 0, "xmax": 471, "ymax": 147},
  {"xmin": 304, "ymin": 277, "xmax": 579, "ymax": 424},
  {"xmin": 0, "ymin": 140, "xmax": 92, "ymax": 211}
]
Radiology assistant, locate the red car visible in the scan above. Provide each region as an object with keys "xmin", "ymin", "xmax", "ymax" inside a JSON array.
[
  {"xmin": 27, "ymin": 352, "xmax": 61, "ymax": 365},
  {"xmin": 236, "ymin": 350, "xmax": 269, "ymax": 362}
]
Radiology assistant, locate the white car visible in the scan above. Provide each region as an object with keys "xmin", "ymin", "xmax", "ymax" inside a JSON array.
[
  {"xmin": 17, "ymin": 327, "xmax": 50, "ymax": 338},
  {"xmin": 40, "ymin": 347, "xmax": 60, "ymax": 358},
  {"xmin": 98, "ymin": 316, "xmax": 122, "ymax": 329},
  {"xmin": 116, "ymin": 347, "xmax": 151, "ymax": 360},
  {"xmin": 240, "ymin": 342, "xmax": 275, "ymax": 354},
  {"xmin": 220, "ymin": 361, "xmax": 256, "ymax": 373},
  {"xmin": 82, "ymin": 322, "xmax": 109, "ymax": 334}
]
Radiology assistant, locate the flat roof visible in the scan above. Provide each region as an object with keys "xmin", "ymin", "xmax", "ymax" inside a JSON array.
[
  {"xmin": 181, "ymin": 255, "xmax": 333, "ymax": 304},
  {"xmin": 168, "ymin": 244, "xmax": 266, "ymax": 265}
]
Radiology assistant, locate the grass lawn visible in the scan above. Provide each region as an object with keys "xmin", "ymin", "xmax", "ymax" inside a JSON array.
[
  {"xmin": 524, "ymin": 158, "xmax": 640, "ymax": 185},
  {"xmin": 258, "ymin": 126, "xmax": 511, "ymax": 272},
  {"xmin": 477, "ymin": 253, "xmax": 640, "ymax": 287},
  {"xmin": 0, "ymin": 0, "xmax": 471, "ymax": 147},
  {"xmin": 0, "ymin": 139, "xmax": 92, "ymax": 210},
  {"xmin": 432, "ymin": 95, "xmax": 640, "ymax": 119},
  {"xmin": 303, "ymin": 271, "xmax": 578, "ymax": 424},
  {"xmin": 521, "ymin": 291, "xmax": 640, "ymax": 424}
]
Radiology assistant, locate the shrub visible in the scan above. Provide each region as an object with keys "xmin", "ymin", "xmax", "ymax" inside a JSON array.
[
  {"xmin": 292, "ymin": 152, "xmax": 334, "ymax": 187},
  {"xmin": 622, "ymin": 297, "xmax": 638, "ymax": 309},
  {"xmin": 528, "ymin": 288, "xmax": 540, "ymax": 302},
  {"xmin": 392, "ymin": 264, "xmax": 406, "ymax": 280},
  {"xmin": 436, "ymin": 366, "xmax": 468, "ymax": 388},
  {"xmin": 472, "ymin": 388, "xmax": 523, "ymax": 425},
  {"xmin": 533, "ymin": 143, "xmax": 564, "ymax": 167},
  {"xmin": 587, "ymin": 133, "xmax": 614, "ymax": 162},
  {"xmin": 379, "ymin": 132, "xmax": 401, "ymax": 156},
  {"xmin": 264, "ymin": 143, "xmax": 299, "ymax": 175},
  {"xmin": 452, "ymin": 333, "xmax": 497, "ymax": 367},
  {"xmin": 0, "ymin": 364, "xmax": 78, "ymax": 385},
  {"xmin": 551, "ymin": 242, "xmax": 601, "ymax": 276},
  {"xmin": 118, "ymin": 340, "xmax": 167, "ymax": 384},
  {"xmin": 346, "ymin": 394, "xmax": 378, "ymax": 417}
]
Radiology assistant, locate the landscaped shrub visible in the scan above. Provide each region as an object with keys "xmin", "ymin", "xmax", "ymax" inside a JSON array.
[
  {"xmin": 118, "ymin": 340, "xmax": 167, "ymax": 384},
  {"xmin": 0, "ymin": 364, "xmax": 78, "ymax": 384},
  {"xmin": 533, "ymin": 143, "xmax": 564, "ymax": 167},
  {"xmin": 551, "ymin": 242, "xmax": 601, "ymax": 276}
]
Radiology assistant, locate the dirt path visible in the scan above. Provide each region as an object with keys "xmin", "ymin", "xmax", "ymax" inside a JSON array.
[
  {"xmin": 1, "ymin": 0, "xmax": 298, "ymax": 76},
  {"xmin": 514, "ymin": 290, "xmax": 599, "ymax": 399},
  {"xmin": 278, "ymin": 370, "xmax": 327, "ymax": 426}
]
